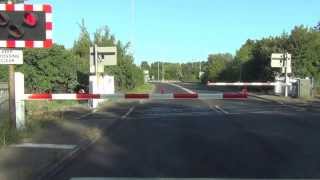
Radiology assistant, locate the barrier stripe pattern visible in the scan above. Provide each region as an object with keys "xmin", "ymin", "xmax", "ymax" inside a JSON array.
[
  {"xmin": 24, "ymin": 92, "xmax": 247, "ymax": 100},
  {"xmin": 0, "ymin": 4, "xmax": 52, "ymax": 48},
  {"xmin": 207, "ymin": 82, "xmax": 277, "ymax": 86}
]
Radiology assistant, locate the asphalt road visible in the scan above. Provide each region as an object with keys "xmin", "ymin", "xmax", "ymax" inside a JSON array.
[{"xmin": 54, "ymin": 82, "xmax": 320, "ymax": 179}]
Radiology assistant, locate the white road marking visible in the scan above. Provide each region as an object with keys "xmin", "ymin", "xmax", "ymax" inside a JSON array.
[
  {"xmin": 208, "ymin": 104, "xmax": 220, "ymax": 113},
  {"xmin": 167, "ymin": 83, "xmax": 195, "ymax": 94},
  {"xmin": 10, "ymin": 143, "xmax": 76, "ymax": 150},
  {"xmin": 214, "ymin": 105, "xmax": 230, "ymax": 115},
  {"xmin": 121, "ymin": 106, "xmax": 135, "ymax": 120},
  {"xmin": 76, "ymin": 112, "xmax": 94, "ymax": 120}
]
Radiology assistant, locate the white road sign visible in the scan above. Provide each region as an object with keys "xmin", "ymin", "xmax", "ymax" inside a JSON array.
[
  {"xmin": 271, "ymin": 53, "xmax": 291, "ymax": 69},
  {"xmin": 0, "ymin": 49, "xmax": 23, "ymax": 65},
  {"xmin": 90, "ymin": 46, "xmax": 117, "ymax": 73},
  {"xmin": 271, "ymin": 53, "xmax": 284, "ymax": 60},
  {"xmin": 271, "ymin": 59, "xmax": 283, "ymax": 68}
]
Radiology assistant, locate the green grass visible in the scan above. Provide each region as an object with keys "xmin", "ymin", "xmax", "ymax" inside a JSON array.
[
  {"xmin": 316, "ymin": 87, "xmax": 320, "ymax": 97},
  {"xmin": 0, "ymin": 119, "xmax": 20, "ymax": 146},
  {"xmin": 0, "ymin": 100, "xmax": 81, "ymax": 147},
  {"xmin": 127, "ymin": 83, "xmax": 155, "ymax": 93},
  {"xmin": 25, "ymin": 100, "xmax": 79, "ymax": 113}
]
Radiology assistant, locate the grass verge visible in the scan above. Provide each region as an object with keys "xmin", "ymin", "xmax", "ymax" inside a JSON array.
[
  {"xmin": 0, "ymin": 100, "xmax": 81, "ymax": 147},
  {"xmin": 127, "ymin": 83, "xmax": 155, "ymax": 93}
]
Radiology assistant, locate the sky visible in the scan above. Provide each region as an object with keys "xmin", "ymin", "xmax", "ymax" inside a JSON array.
[{"xmin": 29, "ymin": 0, "xmax": 320, "ymax": 64}]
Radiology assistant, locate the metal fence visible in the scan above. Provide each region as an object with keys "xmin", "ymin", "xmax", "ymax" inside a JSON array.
[
  {"xmin": 0, "ymin": 82, "xmax": 9, "ymax": 124},
  {"xmin": 0, "ymin": 82, "xmax": 8, "ymax": 100}
]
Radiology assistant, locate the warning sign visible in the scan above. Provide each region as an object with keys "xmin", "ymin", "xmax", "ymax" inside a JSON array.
[{"xmin": 0, "ymin": 49, "xmax": 23, "ymax": 64}]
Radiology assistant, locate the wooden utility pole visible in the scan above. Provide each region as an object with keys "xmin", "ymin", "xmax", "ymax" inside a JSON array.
[{"xmin": 8, "ymin": 64, "xmax": 16, "ymax": 128}]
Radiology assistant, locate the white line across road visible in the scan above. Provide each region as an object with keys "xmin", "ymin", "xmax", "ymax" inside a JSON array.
[
  {"xmin": 121, "ymin": 106, "xmax": 135, "ymax": 120},
  {"xmin": 69, "ymin": 178, "xmax": 313, "ymax": 180},
  {"xmin": 166, "ymin": 83, "xmax": 195, "ymax": 94},
  {"xmin": 214, "ymin": 105, "xmax": 230, "ymax": 115},
  {"xmin": 10, "ymin": 143, "xmax": 76, "ymax": 150}
]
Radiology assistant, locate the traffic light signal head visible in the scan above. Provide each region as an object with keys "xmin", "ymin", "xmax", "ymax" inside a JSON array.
[{"xmin": 0, "ymin": 4, "xmax": 52, "ymax": 48}]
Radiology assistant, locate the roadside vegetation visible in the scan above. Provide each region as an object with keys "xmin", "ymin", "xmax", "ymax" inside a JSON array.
[
  {"xmin": 0, "ymin": 101, "xmax": 82, "ymax": 146},
  {"xmin": 140, "ymin": 22, "xmax": 320, "ymax": 96},
  {"xmin": 127, "ymin": 83, "xmax": 155, "ymax": 93},
  {"xmin": 0, "ymin": 20, "xmax": 145, "ymax": 93},
  {"xmin": 0, "ymin": 19, "xmax": 149, "ymax": 145}
]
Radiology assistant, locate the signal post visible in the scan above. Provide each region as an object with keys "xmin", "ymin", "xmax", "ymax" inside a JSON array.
[{"xmin": 0, "ymin": 3, "xmax": 52, "ymax": 129}]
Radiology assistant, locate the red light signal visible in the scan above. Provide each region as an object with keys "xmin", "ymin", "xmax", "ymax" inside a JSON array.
[{"xmin": 24, "ymin": 12, "xmax": 37, "ymax": 27}]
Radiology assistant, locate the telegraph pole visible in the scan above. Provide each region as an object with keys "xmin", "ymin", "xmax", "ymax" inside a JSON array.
[
  {"xmin": 7, "ymin": 1, "xmax": 16, "ymax": 128},
  {"xmin": 8, "ymin": 64, "xmax": 16, "ymax": 128},
  {"xmin": 284, "ymin": 51, "xmax": 289, "ymax": 97},
  {"xmin": 157, "ymin": 62, "xmax": 160, "ymax": 81},
  {"xmin": 162, "ymin": 62, "xmax": 164, "ymax": 81}
]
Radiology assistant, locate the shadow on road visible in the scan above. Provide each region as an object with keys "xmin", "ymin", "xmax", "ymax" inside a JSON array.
[{"xmin": 57, "ymin": 100, "xmax": 320, "ymax": 179}]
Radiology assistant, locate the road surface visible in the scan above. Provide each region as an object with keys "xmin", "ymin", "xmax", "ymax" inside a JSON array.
[{"xmin": 53, "ymin": 82, "xmax": 320, "ymax": 179}]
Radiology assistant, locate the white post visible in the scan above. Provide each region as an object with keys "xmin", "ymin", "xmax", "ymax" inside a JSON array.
[
  {"xmin": 15, "ymin": 72, "xmax": 25, "ymax": 129},
  {"xmin": 89, "ymin": 45, "xmax": 100, "ymax": 109},
  {"xmin": 284, "ymin": 53, "xmax": 289, "ymax": 97},
  {"xmin": 89, "ymin": 75, "xmax": 99, "ymax": 109}
]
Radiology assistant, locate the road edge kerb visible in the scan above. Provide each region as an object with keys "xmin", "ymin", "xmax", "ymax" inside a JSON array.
[
  {"xmin": 248, "ymin": 93, "xmax": 282, "ymax": 104},
  {"xmin": 36, "ymin": 104, "xmax": 135, "ymax": 180}
]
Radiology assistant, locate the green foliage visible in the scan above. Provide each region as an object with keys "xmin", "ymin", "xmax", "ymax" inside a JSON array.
[
  {"xmin": 18, "ymin": 45, "xmax": 79, "ymax": 93},
  {"xmin": 202, "ymin": 53, "xmax": 233, "ymax": 82},
  {"xmin": 201, "ymin": 24, "xmax": 320, "ymax": 84},
  {"xmin": 127, "ymin": 83, "xmax": 154, "ymax": 93},
  {"xmin": 140, "ymin": 61, "xmax": 150, "ymax": 71},
  {"xmin": 8, "ymin": 20, "xmax": 144, "ymax": 93},
  {"xmin": 148, "ymin": 61, "xmax": 204, "ymax": 82},
  {"xmin": 105, "ymin": 40, "xmax": 144, "ymax": 91},
  {"xmin": 73, "ymin": 19, "xmax": 91, "ymax": 60},
  {"xmin": 0, "ymin": 66, "xmax": 8, "ymax": 82},
  {"xmin": 0, "ymin": 119, "xmax": 20, "ymax": 146}
]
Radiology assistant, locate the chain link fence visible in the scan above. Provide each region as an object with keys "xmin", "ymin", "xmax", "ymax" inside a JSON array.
[
  {"xmin": 313, "ymin": 78, "xmax": 320, "ymax": 98},
  {"xmin": 0, "ymin": 82, "xmax": 9, "ymax": 124}
]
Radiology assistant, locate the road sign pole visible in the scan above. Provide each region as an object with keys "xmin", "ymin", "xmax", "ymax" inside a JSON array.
[
  {"xmin": 157, "ymin": 62, "xmax": 160, "ymax": 81},
  {"xmin": 8, "ymin": 64, "xmax": 16, "ymax": 128},
  {"xmin": 284, "ymin": 52, "xmax": 289, "ymax": 97}
]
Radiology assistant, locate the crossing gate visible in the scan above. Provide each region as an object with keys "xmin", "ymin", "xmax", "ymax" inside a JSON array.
[
  {"xmin": 13, "ymin": 72, "xmax": 248, "ymax": 129},
  {"xmin": 24, "ymin": 91, "xmax": 248, "ymax": 101},
  {"xmin": 207, "ymin": 82, "xmax": 278, "ymax": 87}
]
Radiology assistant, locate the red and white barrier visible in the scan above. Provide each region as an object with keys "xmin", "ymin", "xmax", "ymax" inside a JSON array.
[
  {"xmin": 24, "ymin": 92, "xmax": 248, "ymax": 101},
  {"xmin": 207, "ymin": 82, "xmax": 277, "ymax": 86}
]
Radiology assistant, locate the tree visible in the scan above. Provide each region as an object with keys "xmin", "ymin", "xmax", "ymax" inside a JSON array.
[
  {"xmin": 140, "ymin": 61, "xmax": 150, "ymax": 71},
  {"xmin": 73, "ymin": 19, "xmax": 91, "ymax": 60},
  {"xmin": 202, "ymin": 53, "xmax": 233, "ymax": 82},
  {"xmin": 18, "ymin": 45, "xmax": 79, "ymax": 93},
  {"xmin": 289, "ymin": 26, "xmax": 320, "ymax": 80},
  {"xmin": 235, "ymin": 39, "xmax": 255, "ymax": 63},
  {"xmin": 314, "ymin": 22, "xmax": 320, "ymax": 31}
]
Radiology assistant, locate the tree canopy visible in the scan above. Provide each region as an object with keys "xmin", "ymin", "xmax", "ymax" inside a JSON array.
[{"xmin": 0, "ymin": 20, "xmax": 144, "ymax": 93}]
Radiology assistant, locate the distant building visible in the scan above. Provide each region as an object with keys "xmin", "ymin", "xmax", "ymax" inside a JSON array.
[{"xmin": 143, "ymin": 70, "xmax": 150, "ymax": 83}]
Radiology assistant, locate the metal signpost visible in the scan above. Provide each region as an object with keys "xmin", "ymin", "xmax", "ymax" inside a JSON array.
[
  {"xmin": 271, "ymin": 52, "xmax": 292, "ymax": 97},
  {"xmin": 90, "ymin": 46, "xmax": 117, "ymax": 73},
  {"xmin": 0, "ymin": 49, "xmax": 23, "ymax": 128},
  {"xmin": 0, "ymin": 3, "xmax": 53, "ymax": 129}
]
